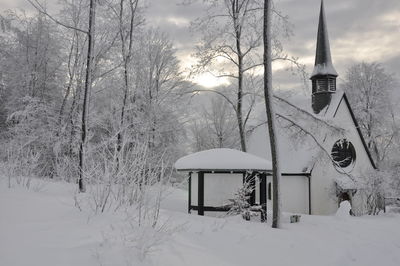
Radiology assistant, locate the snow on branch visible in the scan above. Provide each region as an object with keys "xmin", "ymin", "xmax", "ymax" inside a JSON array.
[
  {"xmin": 27, "ymin": 0, "xmax": 88, "ymax": 34},
  {"xmin": 274, "ymin": 95, "xmax": 345, "ymax": 135},
  {"xmin": 275, "ymin": 113, "xmax": 356, "ymax": 183}
]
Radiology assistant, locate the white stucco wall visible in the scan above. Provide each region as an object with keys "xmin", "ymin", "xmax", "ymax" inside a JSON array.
[
  {"xmin": 309, "ymin": 162, "xmax": 339, "ymax": 215},
  {"xmin": 310, "ymin": 97, "xmax": 376, "ymax": 215},
  {"xmin": 331, "ymin": 97, "xmax": 375, "ymax": 176},
  {"xmin": 257, "ymin": 175, "xmax": 309, "ymax": 214},
  {"xmin": 281, "ymin": 175, "xmax": 309, "ymax": 214}
]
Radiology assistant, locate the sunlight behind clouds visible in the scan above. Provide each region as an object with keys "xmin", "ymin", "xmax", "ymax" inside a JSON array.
[
  {"xmin": 191, "ymin": 72, "xmax": 230, "ymax": 88},
  {"xmin": 166, "ymin": 16, "xmax": 190, "ymax": 27}
]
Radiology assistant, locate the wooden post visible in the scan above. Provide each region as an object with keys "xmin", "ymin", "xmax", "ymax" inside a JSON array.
[
  {"xmin": 250, "ymin": 173, "xmax": 256, "ymax": 206},
  {"xmin": 260, "ymin": 173, "xmax": 267, "ymax": 222},
  {"xmin": 188, "ymin": 172, "xmax": 192, "ymax": 214},
  {"xmin": 383, "ymin": 197, "xmax": 386, "ymax": 213},
  {"xmin": 198, "ymin": 172, "xmax": 204, "ymax": 216},
  {"xmin": 308, "ymin": 176, "xmax": 312, "ymax": 215}
]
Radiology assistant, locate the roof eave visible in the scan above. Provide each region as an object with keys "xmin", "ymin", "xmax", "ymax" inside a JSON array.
[
  {"xmin": 176, "ymin": 168, "xmax": 273, "ymax": 173},
  {"xmin": 334, "ymin": 93, "xmax": 378, "ymax": 170}
]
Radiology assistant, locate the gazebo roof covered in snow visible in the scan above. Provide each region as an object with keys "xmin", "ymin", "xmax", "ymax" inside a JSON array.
[{"xmin": 175, "ymin": 148, "xmax": 272, "ymax": 172}]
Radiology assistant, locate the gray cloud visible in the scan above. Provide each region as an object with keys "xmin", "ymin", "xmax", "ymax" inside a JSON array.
[
  {"xmin": 276, "ymin": 0, "xmax": 400, "ymax": 78},
  {"xmin": 144, "ymin": 0, "xmax": 400, "ymax": 89},
  {"xmin": 2, "ymin": 0, "xmax": 399, "ymax": 87}
]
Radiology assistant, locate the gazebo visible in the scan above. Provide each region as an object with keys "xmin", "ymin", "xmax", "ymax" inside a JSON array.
[{"xmin": 175, "ymin": 148, "xmax": 272, "ymax": 217}]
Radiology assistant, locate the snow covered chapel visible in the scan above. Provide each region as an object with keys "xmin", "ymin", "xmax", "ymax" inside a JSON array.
[
  {"xmin": 176, "ymin": 1, "xmax": 377, "ymax": 217},
  {"xmin": 247, "ymin": 0, "xmax": 377, "ymax": 215}
]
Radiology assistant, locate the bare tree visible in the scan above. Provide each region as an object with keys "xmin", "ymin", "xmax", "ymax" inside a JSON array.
[
  {"xmin": 0, "ymin": 10, "xmax": 64, "ymax": 178},
  {"xmin": 28, "ymin": 0, "xmax": 98, "ymax": 192},
  {"xmin": 106, "ymin": 0, "xmax": 140, "ymax": 169},
  {"xmin": 188, "ymin": 0, "xmax": 303, "ymax": 151},
  {"xmin": 190, "ymin": 96, "xmax": 239, "ymax": 150},
  {"xmin": 343, "ymin": 62, "xmax": 398, "ymax": 167},
  {"xmin": 263, "ymin": 0, "xmax": 281, "ymax": 228},
  {"xmin": 58, "ymin": 0, "xmax": 87, "ymax": 130}
]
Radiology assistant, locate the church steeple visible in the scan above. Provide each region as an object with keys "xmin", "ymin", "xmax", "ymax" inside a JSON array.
[{"xmin": 311, "ymin": 0, "xmax": 338, "ymax": 114}]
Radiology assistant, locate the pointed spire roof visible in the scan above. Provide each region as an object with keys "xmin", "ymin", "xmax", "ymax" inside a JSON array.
[{"xmin": 311, "ymin": 0, "xmax": 338, "ymax": 77}]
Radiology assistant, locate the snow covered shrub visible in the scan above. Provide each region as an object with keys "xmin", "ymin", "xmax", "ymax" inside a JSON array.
[
  {"xmin": 126, "ymin": 221, "xmax": 178, "ymax": 262},
  {"xmin": 227, "ymin": 175, "xmax": 261, "ymax": 221},
  {"xmin": 0, "ymin": 144, "xmax": 41, "ymax": 189},
  {"xmin": 121, "ymin": 193, "xmax": 181, "ymax": 262},
  {"xmin": 96, "ymin": 209, "xmax": 182, "ymax": 264},
  {"xmin": 388, "ymin": 164, "xmax": 400, "ymax": 196},
  {"xmin": 53, "ymin": 154, "xmax": 78, "ymax": 183},
  {"xmin": 5, "ymin": 97, "xmax": 59, "ymax": 178},
  {"xmin": 78, "ymin": 137, "xmax": 173, "ymax": 216},
  {"xmin": 88, "ymin": 150, "xmax": 177, "ymax": 262},
  {"xmin": 356, "ymin": 170, "xmax": 388, "ymax": 215}
]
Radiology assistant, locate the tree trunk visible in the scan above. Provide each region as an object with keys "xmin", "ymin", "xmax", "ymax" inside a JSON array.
[
  {"xmin": 59, "ymin": 32, "xmax": 79, "ymax": 128},
  {"xmin": 237, "ymin": 55, "xmax": 246, "ymax": 152},
  {"xmin": 116, "ymin": 0, "xmax": 137, "ymax": 171},
  {"xmin": 263, "ymin": 0, "xmax": 281, "ymax": 228},
  {"xmin": 78, "ymin": 0, "xmax": 97, "ymax": 193},
  {"xmin": 116, "ymin": 58, "xmax": 129, "ymax": 170},
  {"xmin": 233, "ymin": 0, "xmax": 246, "ymax": 152}
]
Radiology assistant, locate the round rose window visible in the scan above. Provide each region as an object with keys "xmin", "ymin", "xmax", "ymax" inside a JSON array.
[{"xmin": 331, "ymin": 139, "xmax": 356, "ymax": 169}]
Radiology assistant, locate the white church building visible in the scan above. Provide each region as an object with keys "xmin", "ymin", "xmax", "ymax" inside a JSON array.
[
  {"xmin": 176, "ymin": 1, "xmax": 377, "ymax": 216},
  {"xmin": 250, "ymin": 0, "xmax": 377, "ymax": 215}
]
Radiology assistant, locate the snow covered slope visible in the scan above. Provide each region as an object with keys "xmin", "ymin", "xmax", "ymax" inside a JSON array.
[{"xmin": 1, "ymin": 178, "xmax": 400, "ymax": 266}]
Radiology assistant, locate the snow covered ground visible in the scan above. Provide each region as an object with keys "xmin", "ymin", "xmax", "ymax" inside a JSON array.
[{"xmin": 1, "ymin": 177, "xmax": 400, "ymax": 266}]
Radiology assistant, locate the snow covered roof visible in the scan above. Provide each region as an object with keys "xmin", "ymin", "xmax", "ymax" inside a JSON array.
[
  {"xmin": 248, "ymin": 125, "xmax": 317, "ymax": 174},
  {"xmin": 311, "ymin": 63, "xmax": 338, "ymax": 77},
  {"xmin": 335, "ymin": 175, "xmax": 358, "ymax": 190},
  {"xmin": 248, "ymin": 89, "xmax": 376, "ymax": 173},
  {"xmin": 247, "ymin": 92, "xmax": 345, "ymax": 174},
  {"xmin": 175, "ymin": 148, "xmax": 272, "ymax": 172}
]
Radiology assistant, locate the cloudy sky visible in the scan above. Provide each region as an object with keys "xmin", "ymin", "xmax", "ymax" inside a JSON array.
[
  {"xmin": 147, "ymin": 0, "xmax": 400, "ymax": 90},
  {"xmin": 2, "ymin": 0, "xmax": 400, "ymax": 90}
]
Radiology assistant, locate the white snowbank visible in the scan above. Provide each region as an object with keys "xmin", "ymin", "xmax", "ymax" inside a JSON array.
[
  {"xmin": 336, "ymin": 200, "xmax": 352, "ymax": 217},
  {"xmin": 2, "ymin": 178, "xmax": 400, "ymax": 266},
  {"xmin": 174, "ymin": 148, "xmax": 272, "ymax": 171}
]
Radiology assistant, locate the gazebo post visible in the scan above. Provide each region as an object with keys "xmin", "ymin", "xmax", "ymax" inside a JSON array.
[
  {"xmin": 260, "ymin": 173, "xmax": 267, "ymax": 222},
  {"xmin": 188, "ymin": 172, "xmax": 192, "ymax": 214},
  {"xmin": 198, "ymin": 171, "xmax": 204, "ymax": 216},
  {"xmin": 250, "ymin": 173, "xmax": 256, "ymax": 206}
]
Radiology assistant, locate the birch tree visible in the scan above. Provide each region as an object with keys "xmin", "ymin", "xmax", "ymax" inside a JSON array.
[{"xmin": 263, "ymin": 0, "xmax": 281, "ymax": 228}]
